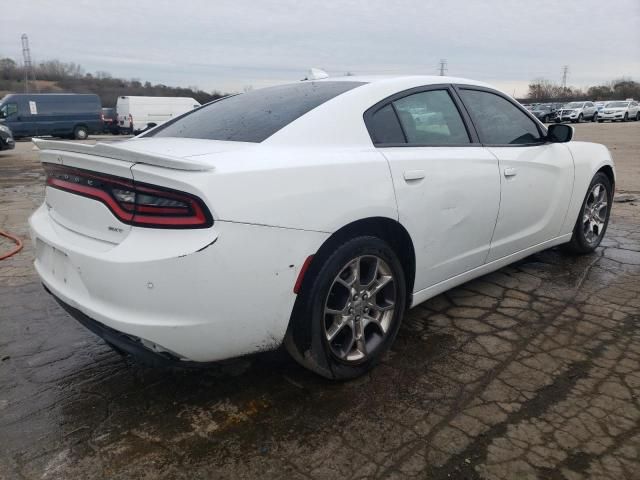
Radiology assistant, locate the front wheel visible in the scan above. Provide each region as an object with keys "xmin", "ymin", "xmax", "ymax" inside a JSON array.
[
  {"xmin": 564, "ymin": 172, "xmax": 612, "ymax": 254},
  {"xmin": 592, "ymin": 113, "xmax": 598, "ymax": 122},
  {"xmin": 623, "ymin": 113, "xmax": 629, "ymax": 122},
  {"xmin": 286, "ymin": 236, "xmax": 406, "ymax": 379},
  {"xmin": 577, "ymin": 113, "xmax": 584, "ymax": 123}
]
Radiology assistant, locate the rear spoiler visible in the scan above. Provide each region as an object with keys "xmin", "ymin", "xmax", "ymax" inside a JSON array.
[{"xmin": 32, "ymin": 138, "xmax": 214, "ymax": 172}]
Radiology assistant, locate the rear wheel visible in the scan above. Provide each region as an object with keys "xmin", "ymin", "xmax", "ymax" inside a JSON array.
[
  {"xmin": 285, "ymin": 236, "xmax": 406, "ymax": 379},
  {"xmin": 73, "ymin": 126, "xmax": 88, "ymax": 140},
  {"xmin": 564, "ymin": 172, "xmax": 612, "ymax": 254}
]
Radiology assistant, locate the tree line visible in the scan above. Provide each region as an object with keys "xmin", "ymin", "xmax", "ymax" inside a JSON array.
[
  {"xmin": 526, "ymin": 78, "xmax": 639, "ymax": 103},
  {"xmin": 0, "ymin": 58, "xmax": 227, "ymax": 107}
]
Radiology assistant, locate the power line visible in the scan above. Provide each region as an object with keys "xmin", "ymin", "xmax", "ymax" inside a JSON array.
[
  {"xmin": 439, "ymin": 59, "xmax": 447, "ymax": 76},
  {"xmin": 561, "ymin": 65, "xmax": 569, "ymax": 90},
  {"xmin": 21, "ymin": 33, "xmax": 32, "ymax": 93}
]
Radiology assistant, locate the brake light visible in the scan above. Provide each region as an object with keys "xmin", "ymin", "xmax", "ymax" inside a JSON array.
[{"xmin": 43, "ymin": 164, "xmax": 213, "ymax": 229}]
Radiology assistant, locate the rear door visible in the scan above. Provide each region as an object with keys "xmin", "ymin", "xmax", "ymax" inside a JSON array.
[
  {"xmin": 365, "ymin": 86, "xmax": 501, "ymax": 291},
  {"xmin": 456, "ymin": 87, "xmax": 574, "ymax": 262}
]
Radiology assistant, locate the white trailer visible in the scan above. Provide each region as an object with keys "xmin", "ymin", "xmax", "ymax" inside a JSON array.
[{"xmin": 116, "ymin": 96, "xmax": 200, "ymax": 134}]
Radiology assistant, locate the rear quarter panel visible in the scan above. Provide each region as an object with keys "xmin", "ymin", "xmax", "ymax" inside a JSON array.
[{"xmin": 130, "ymin": 146, "xmax": 398, "ymax": 233}]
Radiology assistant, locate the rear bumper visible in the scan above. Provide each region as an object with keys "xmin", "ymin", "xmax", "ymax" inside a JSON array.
[
  {"xmin": 30, "ymin": 204, "xmax": 329, "ymax": 362},
  {"xmin": 48, "ymin": 286, "xmax": 185, "ymax": 366}
]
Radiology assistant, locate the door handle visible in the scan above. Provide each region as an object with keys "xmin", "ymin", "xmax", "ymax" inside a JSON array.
[
  {"xmin": 403, "ymin": 170, "xmax": 426, "ymax": 181},
  {"xmin": 504, "ymin": 167, "xmax": 517, "ymax": 178}
]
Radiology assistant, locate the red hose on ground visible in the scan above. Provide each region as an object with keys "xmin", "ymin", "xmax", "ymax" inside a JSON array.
[{"xmin": 0, "ymin": 230, "xmax": 23, "ymax": 260}]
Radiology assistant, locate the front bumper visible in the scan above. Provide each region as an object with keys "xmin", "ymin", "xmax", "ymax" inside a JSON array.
[
  {"xmin": 1, "ymin": 136, "xmax": 15, "ymax": 150},
  {"xmin": 30, "ymin": 204, "xmax": 329, "ymax": 363},
  {"xmin": 599, "ymin": 113, "xmax": 625, "ymax": 121}
]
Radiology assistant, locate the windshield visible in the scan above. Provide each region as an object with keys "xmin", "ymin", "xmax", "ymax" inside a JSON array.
[
  {"xmin": 148, "ymin": 81, "xmax": 365, "ymax": 143},
  {"xmin": 564, "ymin": 102, "xmax": 583, "ymax": 108},
  {"xmin": 606, "ymin": 101, "xmax": 629, "ymax": 108}
]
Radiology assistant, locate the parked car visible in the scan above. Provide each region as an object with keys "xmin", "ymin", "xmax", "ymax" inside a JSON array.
[
  {"xmin": 101, "ymin": 107, "xmax": 119, "ymax": 134},
  {"xmin": 116, "ymin": 96, "xmax": 201, "ymax": 135},
  {"xmin": 0, "ymin": 94, "xmax": 102, "ymax": 139},
  {"xmin": 595, "ymin": 101, "xmax": 606, "ymax": 114},
  {"xmin": 555, "ymin": 101, "xmax": 598, "ymax": 123},
  {"xmin": 531, "ymin": 104, "xmax": 557, "ymax": 123},
  {"xmin": 0, "ymin": 123, "xmax": 15, "ymax": 150},
  {"xmin": 598, "ymin": 100, "xmax": 640, "ymax": 122},
  {"xmin": 29, "ymin": 76, "xmax": 615, "ymax": 379}
]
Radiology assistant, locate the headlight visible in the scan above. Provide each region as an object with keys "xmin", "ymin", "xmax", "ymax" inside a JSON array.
[{"xmin": 0, "ymin": 125, "xmax": 10, "ymax": 134}]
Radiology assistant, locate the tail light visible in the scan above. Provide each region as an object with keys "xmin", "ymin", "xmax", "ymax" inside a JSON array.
[{"xmin": 43, "ymin": 164, "xmax": 213, "ymax": 229}]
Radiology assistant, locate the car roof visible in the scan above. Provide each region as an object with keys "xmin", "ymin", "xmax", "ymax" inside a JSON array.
[
  {"xmin": 316, "ymin": 74, "xmax": 492, "ymax": 89},
  {"xmin": 265, "ymin": 75, "xmax": 497, "ymax": 147}
]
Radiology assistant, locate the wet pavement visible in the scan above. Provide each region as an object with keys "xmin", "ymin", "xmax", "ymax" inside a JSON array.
[{"xmin": 1, "ymin": 132, "xmax": 640, "ymax": 479}]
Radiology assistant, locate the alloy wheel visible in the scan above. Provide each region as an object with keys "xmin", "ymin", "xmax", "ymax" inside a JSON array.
[
  {"xmin": 582, "ymin": 183, "xmax": 608, "ymax": 244},
  {"xmin": 323, "ymin": 255, "xmax": 396, "ymax": 362}
]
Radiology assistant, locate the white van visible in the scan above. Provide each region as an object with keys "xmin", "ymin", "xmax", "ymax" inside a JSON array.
[{"xmin": 116, "ymin": 96, "xmax": 201, "ymax": 134}]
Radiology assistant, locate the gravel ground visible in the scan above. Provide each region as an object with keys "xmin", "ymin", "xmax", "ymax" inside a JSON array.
[{"xmin": 0, "ymin": 125, "xmax": 639, "ymax": 480}]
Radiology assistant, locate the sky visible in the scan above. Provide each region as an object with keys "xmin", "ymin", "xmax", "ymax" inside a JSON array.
[{"xmin": 3, "ymin": 0, "xmax": 640, "ymax": 97}]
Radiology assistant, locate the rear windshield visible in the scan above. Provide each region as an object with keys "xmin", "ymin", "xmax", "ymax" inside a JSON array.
[{"xmin": 148, "ymin": 81, "xmax": 365, "ymax": 143}]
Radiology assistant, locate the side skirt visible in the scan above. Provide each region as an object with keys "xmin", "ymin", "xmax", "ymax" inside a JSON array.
[{"xmin": 410, "ymin": 233, "xmax": 572, "ymax": 308}]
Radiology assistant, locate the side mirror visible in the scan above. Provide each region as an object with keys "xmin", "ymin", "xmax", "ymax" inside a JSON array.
[{"xmin": 547, "ymin": 124, "xmax": 573, "ymax": 143}]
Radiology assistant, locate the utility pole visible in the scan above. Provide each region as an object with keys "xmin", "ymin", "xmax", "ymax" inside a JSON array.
[
  {"xmin": 561, "ymin": 65, "xmax": 569, "ymax": 91},
  {"xmin": 439, "ymin": 59, "xmax": 447, "ymax": 76},
  {"xmin": 21, "ymin": 34, "xmax": 32, "ymax": 93}
]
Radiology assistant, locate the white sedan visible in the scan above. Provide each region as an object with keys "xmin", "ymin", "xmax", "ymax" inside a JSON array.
[
  {"xmin": 598, "ymin": 100, "xmax": 640, "ymax": 122},
  {"xmin": 29, "ymin": 76, "xmax": 615, "ymax": 379}
]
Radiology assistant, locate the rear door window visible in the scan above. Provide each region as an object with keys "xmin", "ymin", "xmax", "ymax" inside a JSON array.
[
  {"xmin": 149, "ymin": 81, "xmax": 365, "ymax": 143},
  {"xmin": 392, "ymin": 90, "xmax": 470, "ymax": 145}
]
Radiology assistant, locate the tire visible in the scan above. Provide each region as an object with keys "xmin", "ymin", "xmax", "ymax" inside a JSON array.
[
  {"xmin": 563, "ymin": 172, "xmax": 612, "ymax": 254},
  {"xmin": 73, "ymin": 126, "xmax": 88, "ymax": 140},
  {"xmin": 285, "ymin": 236, "xmax": 407, "ymax": 380},
  {"xmin": 636, "ymin": 112, "xmax": 640, "ymax": 121},
  {"xmin": 577, "ymin": 113, "xmax": 583, "ymax": 123},
  {"xmin": 592, "ymin": 113, "xmax": 598, "ymax": 122},
  {"xmin": 623, "ymin": 113, "xmax": 629, "ymax": 122}
]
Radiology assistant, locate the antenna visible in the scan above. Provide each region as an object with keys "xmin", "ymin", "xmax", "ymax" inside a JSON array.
[
  {"xmin": 439, "ymin": 59, "xmax": 448, "ymax": 76},
  {"xmin": 306, "ymin": 68, "xmax": 329, "ymax": 81},
  {"xmin": 561, "ymin": 65, "xmax": 569, "ymax": 91},
  {"xmin": 21, "ymin": 34, "xmax": 33, "ymax": 93}
]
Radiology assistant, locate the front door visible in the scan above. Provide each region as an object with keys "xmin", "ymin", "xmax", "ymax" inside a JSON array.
[{"xmin": 457, "ymin": 87, "xmax": 574, "ymax": 262}]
